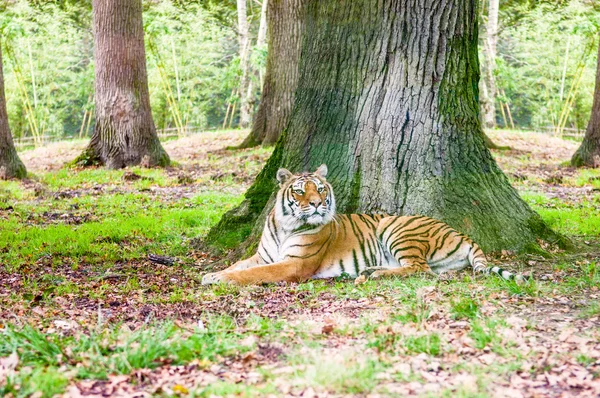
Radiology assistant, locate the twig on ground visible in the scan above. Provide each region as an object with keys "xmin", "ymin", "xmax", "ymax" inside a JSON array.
[{"xmin": 148, "ymin": 254, "xmax": 178, "ymax": 266}]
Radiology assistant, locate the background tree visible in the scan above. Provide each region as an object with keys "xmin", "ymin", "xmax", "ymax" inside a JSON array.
[
  {"xmin": 76, "ymin": 0, "xmax": 169, "ymax": 169},
  {"xmin": 2, "ymin": 0, "xmax": 597, "ymax": 141},
  {"xmin": 237, "ymin": 0, "xmax": 252, "ymax": 128},
  {"xmin": 572, "ymin": 37, "xmax": 600, "ymax": 168},
  {"xmin": 238, "ymin": 0, "xmax": 306, "ymax": 148},
  {"xmin": 480, "ymin": 0, "xmax": 498, "ymax": 129},
  {"xmin": 206, "ymin": 0, "xmax": 565, "ymax": 256},
  {"xmin": 0, "ymin": 39, "xmax": 26, "ymax": 179}
]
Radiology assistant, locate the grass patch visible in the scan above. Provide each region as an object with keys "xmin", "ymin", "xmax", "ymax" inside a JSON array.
[
  {"xmin": 0, "ymin": 320, "xmax": 249, "ymax": 395},
  {"xmin": 292, "ymin": 354, "xmax": 383, "ymax": 394},
  {"xmin": 1, "ymin": 367, "xmax": 69, "ymax": 398},
  {"xmin": 470, "ymin": 320, "xmax": 500, "ymax": 350},
  {"xmin": 404, "ymin": 333, "xmax": 442, "ymax": 356},
  {"xmin": 521, "ymin": 191, "xmax": 600, "ymax": 237},
  {"xmin": 0, "ymin": 191, "xmax": 242, "ymax": 269},
  {"xmin": 579, "ymin": 301, "xmax": 600, "ymax": 319},
  {"xmin": 450, "ymin": 297, "xmax": 480, "ymax": 320}
]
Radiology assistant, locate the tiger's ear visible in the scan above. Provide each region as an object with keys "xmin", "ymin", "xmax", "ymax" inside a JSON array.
[
  {"xmin": 276, "ymin": 168, "xmax": 293, "ymax": 185},
  {"xmin": 315, "ymin": 164, "xmax": 328, "ymax": 178}
]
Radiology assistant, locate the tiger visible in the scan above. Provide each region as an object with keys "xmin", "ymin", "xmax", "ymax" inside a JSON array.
[{"xmin": 201, "ymin": 164, "xmax": 526, "ymax": 285}]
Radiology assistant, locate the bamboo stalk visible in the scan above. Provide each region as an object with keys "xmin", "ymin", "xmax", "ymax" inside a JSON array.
[
  {"xmin": 556, "ymin": 63, "xmax": 585, "ymax": 135},
  {"xmin": 556, "ymin": 37, "xmax": 595, "ymax": 136},
  {"xmin": 149, "ymin": 39, "xmax": 185, "ymax": 137},
  {"xmin": 28, "ymin": 41, "xmax": 37, "ymax": 108},
  {"xmin": 85, "ymin": 106, "xmax": 93, "ymax": 137},
  {"xmin": 79, "ymin": 94, "xmax": 93, "ymax": 138},
  {"xmin": 79, "ymin": 109, "xmax": 88, "ymax": 139},
  {"xmin": 171, "ymin": 38, "xmax": 181, "ymax": 103},
  {"xmin": 559, "ymin": 66, "xmax": 585, "ymax": 134},
  {"xmin": 499, "ymin": 89, "xmax": 515, "ymax": 129},
  {"xmin": 228, "ymin": 100, "xmax": 237, "ymax": 129},
  {"xmin": 498, "ymin": 97, "xmax": 508, "ymax": 128},
  {"xmin": 222, "ymin": 102, "xmax": 232, "ymax": 129},
  {"xmin": 559, "ymin": 38, "xmax": 570, "ymax": 101},
  {"xmin": 222, "ymin": 88, "xmax": 236, "ymax": 129},
  {"xmin": 505, "ymin": 102, "xmax": 515, "ymax": 129},
  {"xmin": 5, "ymin": 43, "xmax": 41, "ymax": 146}
]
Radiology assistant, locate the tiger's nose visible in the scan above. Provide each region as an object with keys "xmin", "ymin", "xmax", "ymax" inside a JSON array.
[{"xmin": 310, "ymin": 199, "xmax": 322, "ymax": 208}]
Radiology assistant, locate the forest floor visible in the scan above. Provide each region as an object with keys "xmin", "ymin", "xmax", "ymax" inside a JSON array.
[{"xmin": 1, "ymin": 129, "xmax": 599, "ymax": 397}]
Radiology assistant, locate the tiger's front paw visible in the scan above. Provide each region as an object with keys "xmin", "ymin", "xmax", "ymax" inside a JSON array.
[
  {"xmin": 370, "ymin": 270, "xmax": 390, "ymax": 279},
  {"xmin": 202, "ymin": 271, "xmax": 234, "ymax": 285},
  {"xmin": 361, "ymin": 267, "xmax": 387, "ymax": 277}
]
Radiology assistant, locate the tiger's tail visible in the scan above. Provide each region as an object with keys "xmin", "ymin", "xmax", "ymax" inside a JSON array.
[{"xmin": 468, "ymin": 242, "xmax": 528, "ymax": 283}]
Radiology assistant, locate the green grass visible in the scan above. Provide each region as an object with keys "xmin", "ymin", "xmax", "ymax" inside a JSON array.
[
  {"xmin": 405, "ymin": 333, "xmax": 442, "ymax": 356},
  {"xmin": 292, "ymin": 354, "xmax": 384, "ymax": 394},
  {"xmin": 0, "ymin": 320, "xmax": 250, "ymax": 396},
  {"xmin": 579, "ymin": 301, "xmax": 600, "ymax": 318},
  {"xmin": 0, "ymin": 190, "xmax": 241, "ymax": 269},
  {"xmin": 521, "ymin": 191, "xmax": 600, "ymax": 236},
  {"xmin": 569, "ymin": 168, "xmax": 600, "ymax": 189},
  {"xmin": 39, "ymin": 166, "xmax": 173, "ymax": 189},
  {"xmin": 470, "ymin": 320, "xmax": 500, "ymax": 350},
  {"xmin": 450, "ymin": 297, "xmax": 480, "ymax": 320}
]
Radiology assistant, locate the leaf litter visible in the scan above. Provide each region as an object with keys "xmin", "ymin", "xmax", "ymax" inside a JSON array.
[{"xmin": 1, "ymin": 130, "xmax": 600, "ymax": 396}]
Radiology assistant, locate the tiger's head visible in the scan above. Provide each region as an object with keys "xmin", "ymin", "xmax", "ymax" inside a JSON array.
[{"xmin": 275, "ymin": 164, "xmax": 336, "ymax": 230}]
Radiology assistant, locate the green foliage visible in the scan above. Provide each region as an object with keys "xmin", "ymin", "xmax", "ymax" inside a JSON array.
[
  {"xmin": 496, "ymin": 0, "xmax": 600, "ymax": 130},
  {"xmin": 1, "ymin": 0, "xmax": 265, "ymax": 141},
  {"xmin": 0, "ymin": 0, "xmax": 94, "ymax": 140}
]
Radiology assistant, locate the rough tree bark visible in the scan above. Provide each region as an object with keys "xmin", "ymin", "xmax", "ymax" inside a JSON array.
[
  {"xmin": 572, "ymin": 38, "xmax": 600, "ymax": 167},
  {"xmin": 206, "ymin": 0, "xmax": 565, "ymax": 257},
  {"xmin": 76, "ymin": 0, "xmax": 169, "ymax": 169},
  {"xmin": 237, "ymin": 0, "xmax": 306, "ymax": 148},
  {"xmin": 237, "ymin": 0, "xmax": 252, "ymax": 128},
  {"xmin": 480, "ymin": 0, "xmax": 498, "ymax": 129},
  {"xmin": 0, "ymin": 41, "xmax": 26, "ymax": 179}
]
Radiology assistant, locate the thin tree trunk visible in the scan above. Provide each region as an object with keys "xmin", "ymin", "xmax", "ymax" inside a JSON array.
[
  {"xmin": 237, "ymin": 0, "xmax": 306, "ymax": 148},
  {"xmin": 480, "ymin": 0, "xmax": 498, "ymax": 129},
  {"xmin": 237, "ymin": 0, "xmax": 252, "ymax": 128},
  {"xmin": 572, "ymin": 38, "xmax": 600, "ymax": 167},
  {"xmin": 206, "ymin": 0, "xmax": 565, "ymax": 256},
  {"xmin": 75, "ymin": 0, "xmax": 169, "ymax": 169},
  {"xmin": 256, "ymin": 0, "xmax": 268, "ymax": 87},
  {"xmin": 0, "ymin": 41, "xmax": 27, "ymax": 179}
]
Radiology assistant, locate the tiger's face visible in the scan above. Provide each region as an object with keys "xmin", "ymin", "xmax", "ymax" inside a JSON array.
[{"xmin": 275, "ymin": 164, "xmax": 336, "ymax": 229}]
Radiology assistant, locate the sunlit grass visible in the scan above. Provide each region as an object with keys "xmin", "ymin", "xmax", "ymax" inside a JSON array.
[
  {"xmin": 520, "ymin": 191, "xmax": 600, "ymax": 236},
  {"xmin": 0, "ymin": 190, "xmax": 242, "ymax": 269}
]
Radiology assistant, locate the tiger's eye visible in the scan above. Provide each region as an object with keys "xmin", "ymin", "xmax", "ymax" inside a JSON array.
[
  {"xmin": 318, "ymin": 187, "xmax": 324, "ymax": 193},
  {"xmin": 294, "ymin": 189, "xmax": 304, "ymax": 195}
]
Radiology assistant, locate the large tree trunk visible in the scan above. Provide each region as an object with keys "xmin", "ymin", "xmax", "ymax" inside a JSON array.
[
  {"xmin": 76, "ymin": 0, "xmax": 169, "ymax": 169},
  {"xmin": 237, "ymin": 0, "xmax": 252, "ymax": 129},
  {"xmin": 237, "ymin": 0, "xmax": 306, "ymax": 148},
  {"xmin": 480, "ymin": 0, "xmax": 497, "ymax": 129},
  {"xmin": 206, "ymin": 0, "xmax": 565, "ymax": 257},
  {"xmin": 572, "ymin": 38, "xmax": 600, "ymax": 168},
  {"xmin": 0, "ymin": 41, "xmax": 26, "ymax": 180}
]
